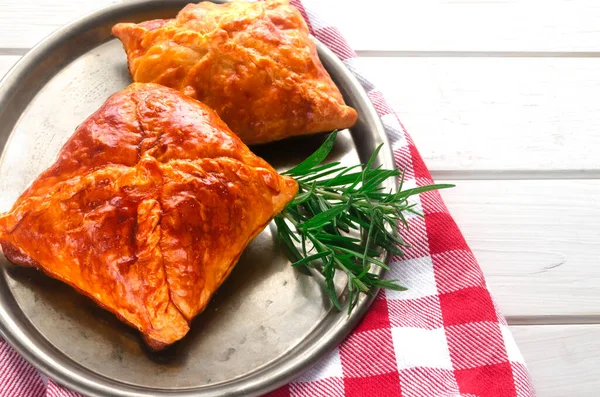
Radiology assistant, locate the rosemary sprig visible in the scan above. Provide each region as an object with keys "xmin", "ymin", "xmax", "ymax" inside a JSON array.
[{"xmin": 274, "ymin": 131, "xmax": 454, "ymax": 314}]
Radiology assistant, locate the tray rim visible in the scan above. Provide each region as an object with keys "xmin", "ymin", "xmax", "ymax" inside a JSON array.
[{"xmin": 0, "ymin": 1, "xmax": 396, "ymax": 396}]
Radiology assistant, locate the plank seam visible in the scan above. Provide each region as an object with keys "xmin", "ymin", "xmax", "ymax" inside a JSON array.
[
  {"xmin": 431, "ymin": 170, "xmax": 600, "ymax": 181},
  {"xmin": 508, "ymin": 317, "xmax": 600, "ymax": 326},
  {"xmin": 356, "ymin": 50, "xmax": 600, "ymax": 58}
]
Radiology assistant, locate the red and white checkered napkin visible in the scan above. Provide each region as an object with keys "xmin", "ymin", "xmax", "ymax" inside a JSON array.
[{"xmin": 0, "ymin": 1, "xmax": 536, "ymax": 396}]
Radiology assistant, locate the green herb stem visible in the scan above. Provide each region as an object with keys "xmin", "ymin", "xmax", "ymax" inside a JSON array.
[{"xmin": 275, "ymin": 131, "xmax": 453, "ymax": 314}]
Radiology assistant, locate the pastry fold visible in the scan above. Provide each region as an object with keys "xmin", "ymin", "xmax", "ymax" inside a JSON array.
[{"xmin": 0, "ymin": 83, "xmax": 297, "ymax": 349}]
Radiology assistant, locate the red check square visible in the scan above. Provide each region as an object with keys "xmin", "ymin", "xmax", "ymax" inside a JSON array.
[
  {"xmin": 455, "ymin": 362, "xmax": 517, "ymax": 397},
  {"xmin": 425, "ymin": 212, "xmax": 469, "ymax": 254},
  {"xmin": 344, "ymin": 372, "xmax": 402, "ymax": 397},
  {"xmin": 340, "ymin": 328, "xmax": 397, "ymax": 377},
  {"xmin": 263, "ymin": 386, "xmax": 290, "ymax": 397},
  {"xmin": 408, "ymin": 144, "xmax": 432, "ymax": 180},
  {"xmin": 446, "ymin": 322, "xmax": 508, "ymax": 369},
  {"xmin": 353, "ymin": 292, "xmax": 391, "ymax": 334},
  {"xmin": 439, "ymin": 287, "xmax": 497, "ymax": 326}
]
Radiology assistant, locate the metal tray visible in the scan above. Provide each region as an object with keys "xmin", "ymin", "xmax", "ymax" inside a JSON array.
[{"xmin": 0, "ymin": 1, "xmax": 394, "ymax": 396}]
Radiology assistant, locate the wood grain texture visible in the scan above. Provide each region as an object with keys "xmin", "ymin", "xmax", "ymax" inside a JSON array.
[
  {"xmin": 438, "ymin": 180, "xmax": 600, "ymax": 320},
  {"xmin": 354, "ymin": 57, "xmax": 600, "ymax": 174},
  {"xmin": 0, "ymin": 0, "xmax": 120, "ymax": 50},
  {"xmin": 306, "ymin": 0, "xmax": 600, "ymax": 53},
  {"xmin": 2, "ymin": 0, "xmax": 600, "ymax": 51},
  {"xmin": 511, "ymin": 325, "xmax": 600, "ymax": 397}
]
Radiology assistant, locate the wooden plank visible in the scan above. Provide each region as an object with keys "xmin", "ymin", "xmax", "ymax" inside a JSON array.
[
  {"xmin": 354, "ymin": 57, "xmax": 600, "ymax": 173},
  {"xmin": 0, "ymin": 0, "xmax": 120, "ymax": 50},
  {"xmin": 305, "ymin": 0, "xmax": 600, "ymax": 53},
  {"xmin": 439, "ymin": 179, "xmax": 600, "ymax": 320},
  {"xmin": 1, "ymin": 0, "xmax": 600, "ymax": 52},
  {"xmin": 511, "ymin": 325, "xmax": 600, "ymax": 396}
]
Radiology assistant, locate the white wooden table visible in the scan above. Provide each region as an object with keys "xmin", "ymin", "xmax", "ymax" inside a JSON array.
[{"xmin": 1, "ymin": 0, "xmax": 599, "ymax": 395}]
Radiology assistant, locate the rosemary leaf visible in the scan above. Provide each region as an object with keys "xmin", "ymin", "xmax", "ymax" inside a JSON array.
[
  {"xmin": 275, "ymin": 132, "xmax": 453, "ymax": 314},
  {"xmin": 284, "ymin": 131, "xmax": 338, "ymax": 177}
]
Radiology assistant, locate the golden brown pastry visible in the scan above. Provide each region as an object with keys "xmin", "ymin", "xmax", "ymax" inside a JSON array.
[
  {"xmin": 0, "ymin": 83, "xmax": 297, "ymax": 350},
  {"xmin": 112, "ymin": 0, "xmax": 358, "ymax": 145}
]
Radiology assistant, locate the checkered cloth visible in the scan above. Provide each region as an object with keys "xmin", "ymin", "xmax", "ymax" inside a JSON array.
[{"xmin": 0, "ymin": 0, "xmax": 535, "ymax": 396}]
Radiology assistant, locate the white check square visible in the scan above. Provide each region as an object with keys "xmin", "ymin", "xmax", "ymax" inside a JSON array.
[
  {"xmin": 386, "ymin": 256, "xmax": 437, "ymax": 300},
  {"xmin": 392, "ymin": 327, "xmax": 452, "ymax": 370}
]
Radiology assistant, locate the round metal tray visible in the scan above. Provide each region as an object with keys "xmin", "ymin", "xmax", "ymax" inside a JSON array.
[{"xmin": 0, "ymin": 1, "xmax": 394, "ymax": 396}]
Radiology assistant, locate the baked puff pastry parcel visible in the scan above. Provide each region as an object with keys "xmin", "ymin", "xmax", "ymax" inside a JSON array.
[
  {"xmin": 112, "ymin": 0, "xmax": 358, "ymax": 144},
  {"xmin": 0, "ymin": 83, "xmax": 297, "ymax": 350}
]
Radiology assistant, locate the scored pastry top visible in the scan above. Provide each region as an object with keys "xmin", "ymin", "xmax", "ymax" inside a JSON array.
[{"xmin": 0, "ymin": 83, "xmax": 298, "ymax": 349}]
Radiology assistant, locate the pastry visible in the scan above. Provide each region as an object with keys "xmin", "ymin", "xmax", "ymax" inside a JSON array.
[
  {"xmin": 0, "ymin": 83, "xmax": 297, "ymax": 349},
  {"xmin": 112, "ymin": 0, "xmax": 358, "ymax": 144}
]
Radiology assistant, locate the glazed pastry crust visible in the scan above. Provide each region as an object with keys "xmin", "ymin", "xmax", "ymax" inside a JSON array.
[
  {"xmin": 112, "ymin": 0, "xmax": 358, "ymax": 144},
  {"xmin": 0, "ymin": 83, "xmax": 297, "ymax": 349}
]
